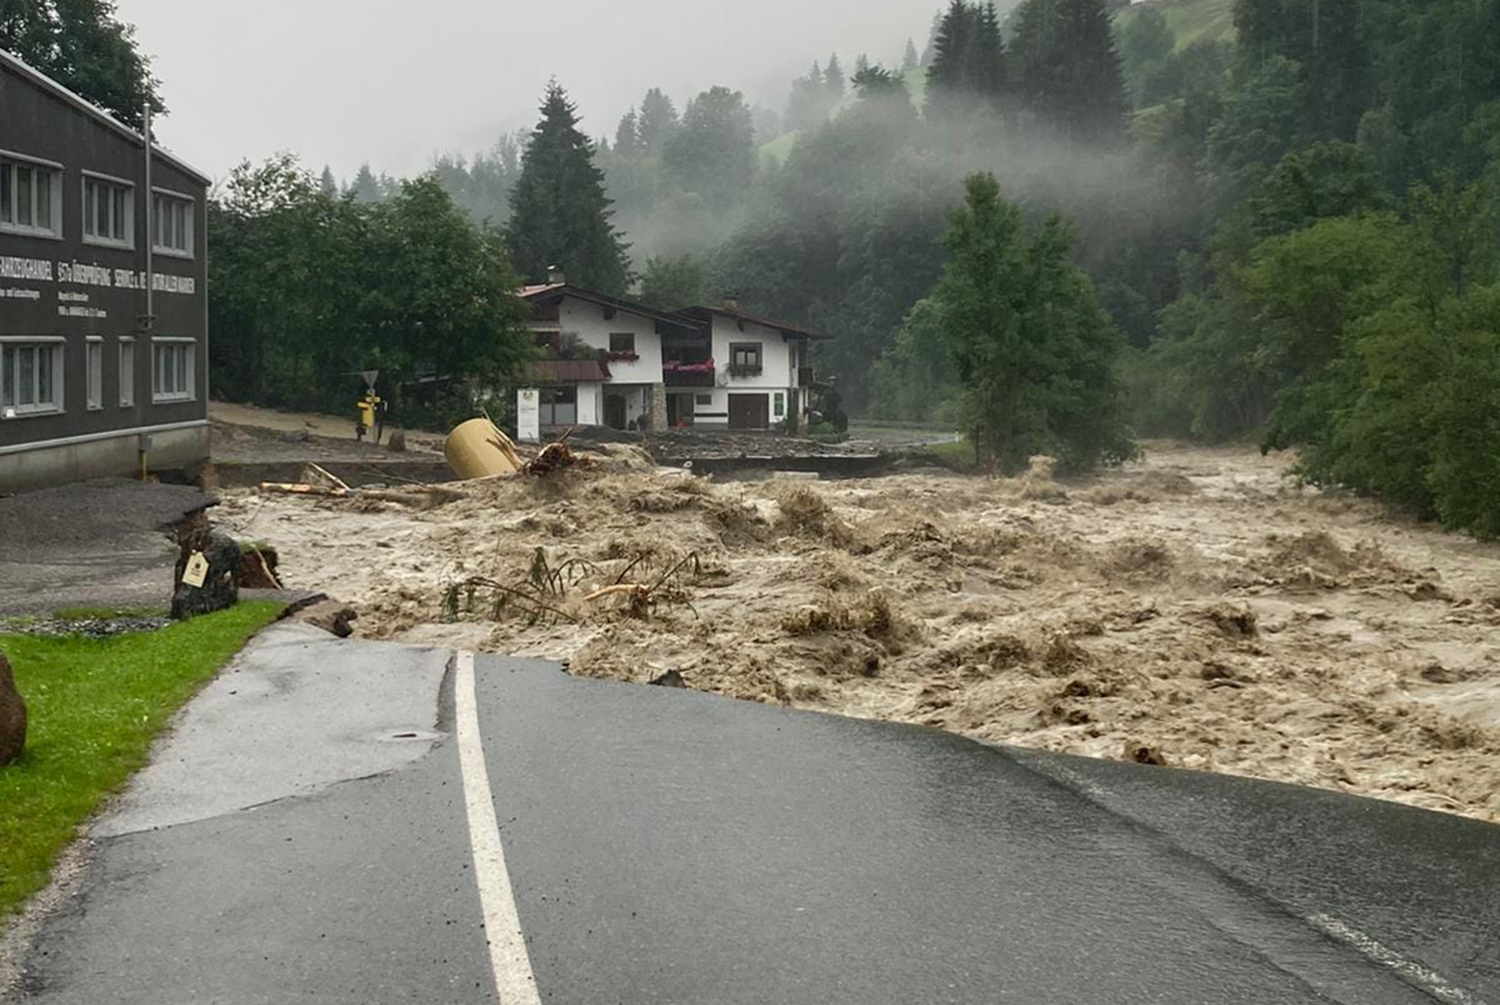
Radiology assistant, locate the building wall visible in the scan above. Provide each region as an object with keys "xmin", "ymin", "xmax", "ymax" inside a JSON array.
[
  {"xmin": 557, "ymin": 296, "xmax": 663, "ymax": 382},
  {"xmin": 685, "ymin": 316, "xmax": 798, "ymax": 428},
  {"xmin": 0, "ymin": 59, "xmax": 209, "ymax": 489},
  {"xmin": 0, "ymin": 422, "xmax": 207, "ymax": 493}
]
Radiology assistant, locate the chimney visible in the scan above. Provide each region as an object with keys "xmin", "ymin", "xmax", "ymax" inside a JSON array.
[
  {"xmin": 547, "ymin": 265, "xmax": 565, "ymax": 285},
  {"xmin": 721, "ymin": 295, "xmax": 740, "ymax": 311}
]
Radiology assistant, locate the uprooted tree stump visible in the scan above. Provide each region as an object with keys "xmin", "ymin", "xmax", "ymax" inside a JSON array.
[
  {"xmin": 238, "ymin": 543, "xmax": 282, "ymax": 589},
  {"xmin": 172, "ymin": 528, "xmax": 242, "ymax": 620},
  {"xmin": 0, "ymin": 651, "xmax": 26, "ymax": 766}
]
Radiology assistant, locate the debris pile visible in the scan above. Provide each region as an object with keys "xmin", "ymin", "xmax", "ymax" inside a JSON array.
[{"xmin": 215, "ymin": 441, "xmax": 1500, "ymax": 822}]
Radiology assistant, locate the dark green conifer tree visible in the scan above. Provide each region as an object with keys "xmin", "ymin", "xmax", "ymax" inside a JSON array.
[
  {"xmin": 1012, "ymin": 0, "xmax": 1128, "ymax": 141},
  {"xmin": 637, "ymin": 88, "xmax": 680, "ymax": 154},
  {"xmin": 506, "ymin": 82, "xmax": 630, "ymax": 294}
]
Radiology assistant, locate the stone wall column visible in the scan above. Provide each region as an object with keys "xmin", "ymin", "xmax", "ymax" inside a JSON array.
[{"xmin": 648, "ymin": 383, "xmax": 668, "ymax": 431}]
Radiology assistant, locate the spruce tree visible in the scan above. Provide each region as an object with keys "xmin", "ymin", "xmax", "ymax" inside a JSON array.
[
  {"xmin": 1012, "ymin": 0, "xmax": 1128, "ymax": 142},
  {"xmin": 926, "ymin": 1, "xmax": 1006, "ymax": 119},
  {"xmin": 903, "ymin": 39, "xmax": 921, "ymax": 74},
  {"xmin": 824, "ymin": 53, "xmax": 847, "ymax": 109},
  {"xmin": 506, "ymin": 82, "xmax": 630, "ymax": 294},
  {"xmin": 637, "ymin": 88, "xmax": 680, "ymax": 154},
  {"xmin": 319, "ymin": 166, "xmax": 339, "ymax": 197},
  {"xmin": 615, "ymin": 108, "xmax": 641, "ymax": 156},
  {"xmin": 934, "ymin": 173, "xmax": 1133, "ymax": 471},
  {"xmin": 350, "ymin": 164, "xmax": 383, "ymax": 203},
  {"xmin": 786, "ymin": 62, "xmax": 827, "ymax": 132}
]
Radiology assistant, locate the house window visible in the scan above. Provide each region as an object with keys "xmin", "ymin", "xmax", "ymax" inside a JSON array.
[
  {"xmin": 83, "ymin": 174, "xmax": 134, "ymax": 247},
  {"xmin": 0, "ymin": 341, "xmax": 64, "ymax": 415},
  {"xmin": 609, "ymin": 332, "xmax": 636, "ymax": 354},
  {"xmin": 539, "ymin": 386, "xmax": 577, "ymax": 426},
  {"xmin": 152, "ymin": 339, "xmax": 195, "ymax": 402},
  {"xmin": 729, "ymin": 343, "xmax": 762, "ymax": 376},
  {"xmin": 0, "ymin": 155, "xmax": 62, "ymax": 237},
  {"xmin": 695, "ymin": 393, "xmax": 713, "ymax": 406},
  {"xmin": 86, "ymin": 338, "xmax": 104, "ymax": 409},
  {"xmin": 773, "ymin": 392, "xmax": 785, "ymax": 418},
  {"xmin": 152, "ymin": 191, "xmax": 195, "ymax": 257},
  {"xmin": 119, "ymin": 338, "xmax": 135, "ymax": 406}
]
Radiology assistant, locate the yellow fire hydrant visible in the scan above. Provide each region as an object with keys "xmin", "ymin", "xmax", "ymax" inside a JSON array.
[{"xmin": 355, "ymin": 390, "xmax": 382, "ymax": 442}]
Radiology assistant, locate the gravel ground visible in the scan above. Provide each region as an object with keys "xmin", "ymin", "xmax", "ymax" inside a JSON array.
[{"xmin": 0, "ymin": 479, "xmax": 209, "ymax": 617}]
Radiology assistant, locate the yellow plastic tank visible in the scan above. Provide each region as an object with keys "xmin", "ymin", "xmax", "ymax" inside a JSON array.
[{"xmin": 444, "ymin": 418, "xmax": 523, "ymax": 480}]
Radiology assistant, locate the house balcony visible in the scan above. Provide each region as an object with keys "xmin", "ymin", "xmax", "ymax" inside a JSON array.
[{"xmin": 663, "ymin": 362, "xmax": 716, "ymax": 388}]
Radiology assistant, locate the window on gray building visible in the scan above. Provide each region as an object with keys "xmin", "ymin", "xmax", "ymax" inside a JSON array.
[
  {"xmin": 86, "ymin": 338, "xmax": 103, "ymax": 410},
  {"xmin": 152, "ymin": 339, "xmax": 195, "ymax": 402},
  {"xmin": 152, "ymin": 191, "xmax": 194, "ymax": 257},
  {"xmin": 0, "ymin": 341, "xmax": 64, "ymax": 415},
  {"xmin": 83, "ymin": 174, "xmax": 134, "ymax": 247},
  {"xmin": 0, "ymin": 155, "xmax": 62, "ymax": 238},
  {"xmin": 119, "ymin": 338, "xmax": 135, "ymax": 407}
]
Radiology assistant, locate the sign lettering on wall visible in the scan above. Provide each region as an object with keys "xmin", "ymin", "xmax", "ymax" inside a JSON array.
[{"xmin": 0, "ymin": 255, "xmax": 197, "ymax": 295}]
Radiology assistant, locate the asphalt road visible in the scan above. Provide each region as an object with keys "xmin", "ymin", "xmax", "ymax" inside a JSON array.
[{"xmin": 7, "ymin": 627, "xmax": 1498, "ymax": 1003}]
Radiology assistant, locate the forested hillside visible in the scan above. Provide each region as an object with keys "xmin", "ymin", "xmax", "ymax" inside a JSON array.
[{"xmin": 206, "ymin": 0, "xmax": 1500, "ymax": 531}]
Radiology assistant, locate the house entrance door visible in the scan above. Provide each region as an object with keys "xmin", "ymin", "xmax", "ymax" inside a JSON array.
[
  {"xmin": 604, "ymin": 392, "xmax": 627, "ymax": 430},
  {"xmin": 728, "ymin": 393, "xmax": 769, "ymax": 430}
]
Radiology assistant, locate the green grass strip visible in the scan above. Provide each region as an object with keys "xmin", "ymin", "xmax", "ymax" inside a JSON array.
[{"xmin": 0, "ymin": 601, "xmax": 285, "ymax": 923}]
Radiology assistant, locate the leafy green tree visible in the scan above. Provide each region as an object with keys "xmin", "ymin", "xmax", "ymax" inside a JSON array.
[
  {"xmin": 638, "ymin": 255, "xmax": 707, "ymax": 311},
  {"xmin": 1010, "ymin": 0, "xmax": 1128, "ymax": 141},
  {"xmin": 361, "ymin": 177, "xmax": 534, "ymax": 415},
  {"xmin": 1233, "ymin": 0, "xmax": 1369, "ymax": 141},
  {"xmin": 0, "ymin": 0, "xmax": 162, "ymax": 127},
  {"xmin": 931, "ymin": 173, "xmax": 1134, "ymax": 471},
  {"xmin": 209, "ymin": 157, "xmax": 533, "ymax": 426},
  {"xmin": 1118, "ymin": 8, "xmax": 1175, "ymax": 107},
  {"xmin": 506, "ymin": 82, "xmax": 631, "ymax": 293},
  {"xmin": 637, "ymin": 88, "xmax": 680, "ymax": 154},
  {"xmin": 663, "ymin": 86, "xmax": 756, "ymax": 209},
  {"xmin": 1206, "ymin": 54, "xmax": 1307, "ymax": 198},
  {"xmin": 1245, "ymin": 141, "xmax": 1388, "ymax": 239}
]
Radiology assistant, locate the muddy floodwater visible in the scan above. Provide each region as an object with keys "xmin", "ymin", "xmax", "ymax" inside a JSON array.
[{"xmin": 218, "ymin": 441, "xmax": 1500, "ymax": 823}]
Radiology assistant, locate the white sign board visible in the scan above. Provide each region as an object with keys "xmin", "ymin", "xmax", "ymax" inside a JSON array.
[{"xmin": 517, "ymin": 388, "xmax": 541, "ymax": 444}]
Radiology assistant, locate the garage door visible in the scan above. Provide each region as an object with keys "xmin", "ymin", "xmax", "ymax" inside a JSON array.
[{"xmin": 728, "ymin": 393, "xmax": 770, "ymax": 430}]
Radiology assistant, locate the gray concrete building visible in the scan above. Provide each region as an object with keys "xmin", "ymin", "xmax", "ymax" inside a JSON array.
[{"xmin": 0, "ymin": 50, "xmax": 209, "ymax": 492}]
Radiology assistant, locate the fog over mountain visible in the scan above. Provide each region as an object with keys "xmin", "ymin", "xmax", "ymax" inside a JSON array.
[{"xmin": 114, "ymin": 0, "xmax": 936, "ymax": 181}]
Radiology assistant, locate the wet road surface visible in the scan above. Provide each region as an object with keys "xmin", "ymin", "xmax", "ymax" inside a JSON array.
[{"xmin": 8, "ymin": 631, "xmax": 1498, "ymax": 1003}]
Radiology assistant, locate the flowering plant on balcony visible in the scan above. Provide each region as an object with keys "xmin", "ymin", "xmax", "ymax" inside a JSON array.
[
  {"xmin": 662, "ymin": 358, "xmax": 715, "ymax": 373},
  {"xmin": 604, "ymin": 350, "xmax": 640, "ymax": 363}
]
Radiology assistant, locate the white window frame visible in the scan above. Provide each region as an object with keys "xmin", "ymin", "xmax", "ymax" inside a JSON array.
[
  {"xmin": 0, "ymin": 151, "xmax": 64, "ymax": 239},
  {"xmin": 82, "ymin": 170, "xmax": 135, "ymax": 249},
  {"xmin": 151, "ymin": 187, "xmax": 195, "ymax": 259},
  {"xmin": 86, "ymin": 337, "xmax": 104, "ymax": 410},
  {"xmin": 119, "ymin": 337, "xmax": 136, "ymax": 407},
  {"xmin": 151, "ymin": 337, "xmax": 196, "ymax": 403},
  {"xmin": 0, "ymin": 337, "xmax": 66, "ymax": 418}
]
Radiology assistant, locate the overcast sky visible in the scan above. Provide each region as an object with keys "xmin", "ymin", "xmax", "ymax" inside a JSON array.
[{"xmin": 113, "ymin": 0, "xmax": 933, "ymax": 186}]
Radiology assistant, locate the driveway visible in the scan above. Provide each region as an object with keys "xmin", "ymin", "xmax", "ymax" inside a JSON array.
[
  {"xmin": 0, "ymin": 479, "xmax": 208, "ymax": 617},
  {"xmin": 7, "ymin": 626, "xmax": 1498, "ymax": 1003}
]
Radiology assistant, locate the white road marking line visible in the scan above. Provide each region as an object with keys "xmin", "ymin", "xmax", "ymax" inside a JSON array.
[
  {"xmin": 454, "ymin": 650, "xmax": 543, "ymax": 1005},
  {"xmin": 1308, "ymin": 914, "xmax": 1487, "ymax": 1005}
]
